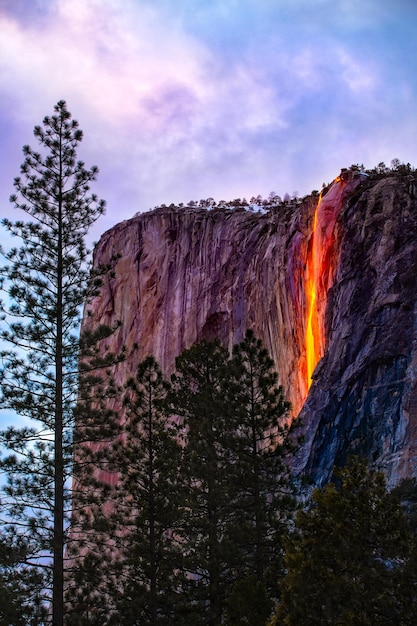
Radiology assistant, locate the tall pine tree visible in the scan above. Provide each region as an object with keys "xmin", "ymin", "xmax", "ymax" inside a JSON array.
[
  {"xmin": 68, "ymin": 335, "xmax": 296, "ymax": 624},
  {"xmin": 166, "ymin": 335, "xmax": 297, "ymax": 623},
  {"xmin": 0, "ymin": 100, "xmax": 106, "ymax": 625},
  {"xmin": 230, "ymin": 330, "xmax": 297, "ymax": 592},
  {"xmin": 66, "ymin": 356, "xmax": 184, "ymax": 625},
  {"xmin": 167, "ymin": 340, "xmax": 243, "ymax": 626}
]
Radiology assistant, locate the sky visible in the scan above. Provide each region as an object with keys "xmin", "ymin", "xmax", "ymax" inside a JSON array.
[{"xmin": 1, "ymin": 0, "xmax": 417, "ymax": 241}]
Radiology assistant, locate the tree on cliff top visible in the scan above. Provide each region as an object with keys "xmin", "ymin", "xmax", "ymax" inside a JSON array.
[
  {"xmin": 270, "ymin": 457, "xmax": 416, "ymax": 625},
  {"xmin": 0, "ymin": 100, "xmax": 108, "ymax": 625}
]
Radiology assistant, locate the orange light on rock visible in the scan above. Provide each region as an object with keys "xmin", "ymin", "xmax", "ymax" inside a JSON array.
[
  {"xmin": 305, "ymin": 205, "xmax": 321, "ymax": 388},
  {"xmin": 303, "ymin": 175, "xmax": 347, "ymax": 395}
]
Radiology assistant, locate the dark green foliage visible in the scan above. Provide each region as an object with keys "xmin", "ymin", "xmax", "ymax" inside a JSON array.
[
  {"xmin": 392, "ymin": 477, "xmax": 417, "ymax": 619},
  {"xmin": 230, "ymin": 330, "xmax": 297, "ymax": 592},
  {"xmin": 69, "ymin": 336, "xmax": 297, "ymax": 624},
  {"xmin": 224, "ymin": 574, "xmax": 272, "ymax": 626},
  {"xmin": 167, "ymin": 340, "xmax": 239, "ymax": 625},
  {"xmin": 392, "ymin": 477, "xmax": 417, "ymax": 532},
  {"xmin": 0, "ymin": 100, "xmax": 108, "ymax": 624},
  {"xmin": 0, "ymin": 530, "xmax": 47, "ymax": 625},
  {"xmin": 110, "ymin": 356, "xmax": 184, "ymax": 624},
  {"xmin": 166, "ymin": 335, "xmax": 297, "ymax": 624},
  {"xmin": 68, "ymin": 356, "xmax": 184, "ymax": 625},
  {"xmin": 271, "ymin": 457, "xmax": 417, "ymax": 625}
]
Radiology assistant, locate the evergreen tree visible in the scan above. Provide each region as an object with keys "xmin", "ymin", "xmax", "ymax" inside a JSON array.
[
  {"xmin": 165, "ymin": 335, "xmax": 296, "ymax": 623},
  {"xmin": 66, "ymin": 332, "xmax": 296, "ymax": 624},
  {"xmin": 67, "ymin": 356, "xmax": 184, "ymax": 625},
  {"xmin": 224, "ymin": 574, "xmax": 272, "ymax": 626},
  {"xmin": 167, "ymin": 340, "xmax": 240, "ymax": 626},
  {"xmin": 391, "ymin": 477, "xmax": 417, "ymax": 619},
  {"xmin": 109, "ymin": 356, "xmax": 184, "ymax": 625},
  {"xmin": 230, "ymin": 330, "xmax": 296, "ymax": 592},
  {"xmin": 271, "ymin": 457, "xmax": 414, "ymax": 625},
  {"xmin": 62, "ymin": 333, "xmax": 124, "ymax": 626},
  {"xmin": 0, "ymin": 529, "xmax": 47, "ymax": 625},
  {"xmin": 0, "ymin": 100, "xmax": 107, "ymax": 625}
]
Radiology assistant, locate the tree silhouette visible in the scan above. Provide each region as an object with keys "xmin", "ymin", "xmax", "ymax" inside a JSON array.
[
  {"xmin": 0, "ymin": 100, "xmax": 107, "ymax": 625},
  {"xmin": 271, "ymin": 457, "xmax": 414, "ymax": 625}
]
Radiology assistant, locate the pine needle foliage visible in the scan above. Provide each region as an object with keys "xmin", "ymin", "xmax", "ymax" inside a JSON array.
[
  {"xmin": 271, "ymin": 457, "xmax": 416, "ymax": 625},
  {"xmin": 67, "ymin": 335, "xmax": 298, "ymax": 624},
  {"xmin": 112, "ymin": 356, "xmax": 183, "ymax": 624},
  {"xmin": 166, "ymin": 336, "xmax": 298, "ymax": 624},
  {"xmin": 0, "ymin": 100, "xmax": 108, "ymax": 625},
  {"xmin": 0, "ymin": 529, "xmax": 48, "ymax": 625},
  {"xmin": 230, "ymin": 330, "xmax": 298, "ymax": 593},
  {"xmin": 167, "ymin": 340, "xmax": 239, "ymax": 626}
]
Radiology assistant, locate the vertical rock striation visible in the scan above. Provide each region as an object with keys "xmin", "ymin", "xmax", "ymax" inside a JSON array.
[
  {"xmin": 297, "ymin": 174, "xmax": 417, "ymax": 486},
  {"xmin": 84, "ymin": 171, "xmax": 417, "ymax": 486},
  {"xmin": 85, "ymin": 199, "xmax": 314, "ymax": 416}
]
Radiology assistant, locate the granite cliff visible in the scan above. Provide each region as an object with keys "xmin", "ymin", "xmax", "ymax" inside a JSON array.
[{"xmin": 84, "ymin": 168, "xmax": 417, "ymax": 486}]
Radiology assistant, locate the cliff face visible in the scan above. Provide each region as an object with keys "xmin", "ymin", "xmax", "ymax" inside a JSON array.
[
  {"xmin": 297, "ymin": 175, "xmax": 417, "ymax": 486},
  {"xmin": 86, "ymin": 197, "xmax": 314, "ymax": 415},
  {"xmin": 85, "ymin": 171, "xmax": 417, "ymax": 486}
]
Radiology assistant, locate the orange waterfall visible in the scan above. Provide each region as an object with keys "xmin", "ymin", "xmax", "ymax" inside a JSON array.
[
  {"xmin": 305, "ymin": 207, "xmax": 321, "ymax": 387},
  {"xmin": 303, "ymin": 176, "xmax": 346, "ymax": 394}
]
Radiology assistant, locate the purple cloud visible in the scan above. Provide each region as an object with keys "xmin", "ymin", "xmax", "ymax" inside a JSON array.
[{"xmin": 0, "ymin": 0, "xmax": 416, "ymax": 242}]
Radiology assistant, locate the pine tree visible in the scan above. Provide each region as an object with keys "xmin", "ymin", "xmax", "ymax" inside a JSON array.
[
  {"xmin": 63, "ymin": 328, "xmax": 124, "ymax": 625},
  {"xmin": 0, "ymin": 529, "xmax": 47, "ymax": 625},
  {"xmin": 224, "ymin": 574, "xmax": 272, "ymax": 626},
  {"xmin": 66, "ymin": 356, "xmax": 184, "ymax": 625},
  {"xmin": 167, "ymin": 340, "xmax": 241, "ymax": 626},
  {"xmin": 165, "ymin": 335, "xmax": 297, "ymax": 624},
  {"xmin": 109, "ymin": 356, "xmax": 184, "ymax": 624},
  {"xmin": 230, "ymin": 330, "xmax": 297, "ymax": 593},
  {"xmin": 0, "ymin": 100, "xmax": 107, "ymax": 625},
  {"xmin": 271, "ymin": 457, "xmax": 414, "ymax": 625}
]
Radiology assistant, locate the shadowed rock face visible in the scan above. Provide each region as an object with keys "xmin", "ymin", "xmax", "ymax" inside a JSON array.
[
  {"xmin": 297, "ymin": 175, "xmax": 417, "ymax": 487},
  {"xmin": 84, "ymin": 171, "xmax": 417, "ymax": 486}
]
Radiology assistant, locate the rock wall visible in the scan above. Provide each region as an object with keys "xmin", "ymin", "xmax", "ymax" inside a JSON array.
[
  {"xmin": 296, "ymin": 175, "xmax": 417, "ymax": 486},
  {"xmin": 84, "ymin": 171, "xmax": 417, "ymax": 486},
  {"xmin": 85, "ymin": 198, "xmax": 314, "ymax": 415}
]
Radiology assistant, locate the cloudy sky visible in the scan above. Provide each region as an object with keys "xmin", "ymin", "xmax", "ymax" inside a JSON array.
[{"xmin": 1, "ymin": 0, "xmax": 416, "ymax": 239}]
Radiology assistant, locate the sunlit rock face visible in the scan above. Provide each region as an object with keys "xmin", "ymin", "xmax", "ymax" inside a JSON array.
[
  {"xmin": 85, "ymin": 199, "xmax": 314, "ymax": 417},
  {"xmin": 84, "ymin": 171, "xmax": 417, "ymax": 486}
]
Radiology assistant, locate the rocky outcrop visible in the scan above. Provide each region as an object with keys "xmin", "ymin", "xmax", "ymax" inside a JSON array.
[
  {"xmin": 84, "ymin": 171, "xmax": 417, "ymax": 486},
  {"xmin": 297, "ymin": 175, "xmax": 417, "ymax": 487}
]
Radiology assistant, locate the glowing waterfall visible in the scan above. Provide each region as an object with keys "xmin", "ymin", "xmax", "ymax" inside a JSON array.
[
  {"xmin": 304, "ymin": 175, "xmax": 346, "ymax": 393},
  {"xmin": 305, "ymin": 201, "xmax": 321, "ymax": 388}
]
